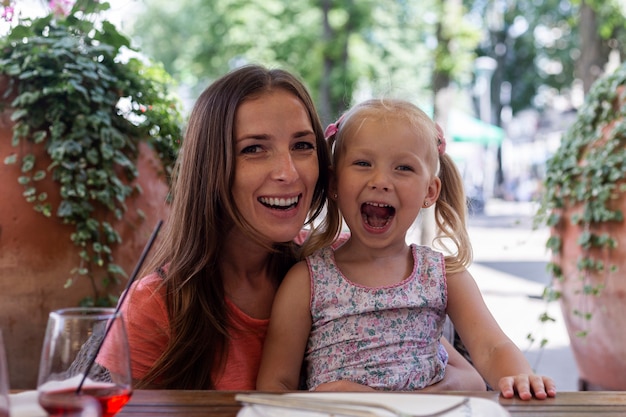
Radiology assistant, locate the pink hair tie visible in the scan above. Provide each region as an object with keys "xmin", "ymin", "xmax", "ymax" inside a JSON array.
[
  {"xmin": 324, "ymin": 122, "xmax": 339, "ymax": 139},
  {"xmin": 435, "ymin": 123, "xmax": 447, "ymax": 156},
  {"xmin": 324, "ymin": 114, "xmax": 345, "ymax": 140}
]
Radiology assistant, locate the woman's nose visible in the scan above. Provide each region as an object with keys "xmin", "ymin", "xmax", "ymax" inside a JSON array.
[{"xmin": 272, "ymin": 151, "xmax": 299, "ymax": 182}]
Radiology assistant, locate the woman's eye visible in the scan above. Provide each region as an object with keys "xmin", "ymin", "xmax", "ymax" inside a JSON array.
[
  {"xmin": 293, "ymin": 141, "xmax": 315, "ymax": 151},
  {"xmin": 241, "ymin": 144, "xmax": 263, "ymax": 154}
]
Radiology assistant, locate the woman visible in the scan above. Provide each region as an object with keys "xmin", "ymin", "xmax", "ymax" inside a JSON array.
[{"xmin": 100, "ymin": 65, "xmax": 484, "ymax": 391}]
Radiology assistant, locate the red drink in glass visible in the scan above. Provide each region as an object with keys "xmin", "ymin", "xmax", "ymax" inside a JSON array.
[
  {"xmin": 37, "ymin": 308, "xmax": 133, "ymax": 417},
  {"xmin": 39, "ymin": 385, "xmax": 132, "ymax": 417}
]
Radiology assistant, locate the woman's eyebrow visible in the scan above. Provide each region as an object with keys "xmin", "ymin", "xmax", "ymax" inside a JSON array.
[
  {"xmin": 236, "ymin": 133, "xmax": 270, "ymax": 141},
  {"xmin": 294, "ymin": 130, "xmax": 315, "ymax": 138}
]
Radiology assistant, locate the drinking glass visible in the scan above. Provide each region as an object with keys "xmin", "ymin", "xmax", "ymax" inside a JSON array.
[
  {"xmin": 0, "ymin": 330, "xmax": 9, "ymax": 417},
  {"xmin": 37, "ymin": 308, "xmax": 132, "ymax": 417}
]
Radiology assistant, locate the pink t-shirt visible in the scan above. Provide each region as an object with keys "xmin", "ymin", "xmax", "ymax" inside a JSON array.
[{"xmin": 99, "ymin": 272, "xmax": 269, "ymax": 389}]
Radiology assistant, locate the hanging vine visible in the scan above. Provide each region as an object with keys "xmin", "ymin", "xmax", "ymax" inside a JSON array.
[
  {"xmin": 534, "ymin": 62, "xmax": 626, "ymax": 336},
  {"xmin": 0, "ymin": 0, "xmax": 183, "ymax": 305}
]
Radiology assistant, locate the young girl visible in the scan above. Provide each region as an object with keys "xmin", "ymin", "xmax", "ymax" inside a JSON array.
[{"xmin": 257, "ymin": 98, "xmax": 556, "ymax": 400}]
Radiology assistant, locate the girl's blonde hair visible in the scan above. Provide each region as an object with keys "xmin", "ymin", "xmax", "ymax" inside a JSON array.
[{"xmin": 323, "ymin": 98, "xmax": 472, "ymax": 273}]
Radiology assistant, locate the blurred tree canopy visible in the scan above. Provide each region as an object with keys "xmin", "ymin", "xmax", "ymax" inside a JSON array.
[
  {"xmin": 130, "ymin": 0, "xmax": 625, "ymax": 123},
  {"xmin": 130, "ymin": 0, "xmax": 480, "ymax": 123},
  {"xmin": 467, "ymin": 0, "xmax": 625, "ymax": 120}
]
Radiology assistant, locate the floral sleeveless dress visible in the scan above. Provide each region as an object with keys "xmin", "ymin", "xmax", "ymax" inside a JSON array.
[{"xmin": 305, "ymin": 244, "xmax": 448, "ymax": 390}]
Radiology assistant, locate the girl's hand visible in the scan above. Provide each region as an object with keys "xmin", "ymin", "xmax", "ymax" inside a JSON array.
[
  {"xmin": 313, "ymin": 380, "xmax": 375, "ymax": 392},
  {"xmin": 498, "ymin": 374, "xmax": 557, "ymax": 400}
]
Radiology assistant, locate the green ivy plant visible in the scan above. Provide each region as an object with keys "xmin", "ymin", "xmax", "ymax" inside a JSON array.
[
  {"xmin": 0, "ymin": 0, "xmax": 183, "ymax": 306},
  {"xmin": 533, "ymin": 62, "xmax": 626, "ymax": 340}
]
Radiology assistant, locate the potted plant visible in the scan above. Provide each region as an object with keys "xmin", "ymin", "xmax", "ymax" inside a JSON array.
[
  {"xmin": 0, "ymin": 0, "xmax": 183, "ymax": 388},
  {"xmin": 535, "ymin": 61, "xmax": 626, "ymax": 390}
]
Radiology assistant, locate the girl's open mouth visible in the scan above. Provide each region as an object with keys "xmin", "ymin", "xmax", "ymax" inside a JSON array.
[{"xmin": 361, "ymin": 202, "xmax": 395, "ymax": 228}]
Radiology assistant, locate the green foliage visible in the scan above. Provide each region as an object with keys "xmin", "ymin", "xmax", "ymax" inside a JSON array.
[
  {"xmin": 130, "ymin": 0, "xmax": 480, "ymax": 124},
  {"xmin": 433, "ymin": 0, "xmax": 481, "ymax": 85},
  {"xmin": 535, "ymin": 61, "xmax": 626, "ymax": 330},
  {"xmin": 468, "ymin": 0, "xmax": 579, "ymax": 113},
  {"xmin": 584, "ymin": 0, "xmax": 626, "ymax": 41},
  {"xmin": 0, "ymin": 0, "xmax": 183, "ymax": 306},
  {"xmin": 468, "ymin": 0, "xmax": 626, "ymax": 115}
]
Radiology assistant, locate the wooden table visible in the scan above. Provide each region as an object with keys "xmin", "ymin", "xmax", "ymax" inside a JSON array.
[{"xmin": 117, "ymin": 390, "xmax": 626, "ymax": 417}]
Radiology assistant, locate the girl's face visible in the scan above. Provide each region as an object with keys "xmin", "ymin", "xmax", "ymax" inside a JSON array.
[
  {"xmin": 333, "ymin": 118, "xmax": 440, "ymax": 248},
  {"xmin": 233, "ymin": 89, "xmax": 319, "ymax": 244}
]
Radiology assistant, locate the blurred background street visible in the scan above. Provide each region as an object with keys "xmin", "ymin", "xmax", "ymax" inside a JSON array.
[{"xmin": 467, "ymin": 199, "xmax": 578, "ymax": 391}]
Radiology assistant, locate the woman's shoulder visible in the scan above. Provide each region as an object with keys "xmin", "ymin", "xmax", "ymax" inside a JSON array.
[
  {"xmin": 125, "ymin": 270, "xmax": 167, "ymax": 308},
  {"xmin": 135, "ymin": 270, "xmax": 165, "ymax": 291},
  {"xmin": 122, "ymin": 270, "xmax": 169, "ymax": 328}
]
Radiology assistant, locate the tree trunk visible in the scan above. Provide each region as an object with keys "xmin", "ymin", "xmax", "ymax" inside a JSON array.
[{"xmin": 577, "ymin": 1, "xmax": 610, "ymax": 93}]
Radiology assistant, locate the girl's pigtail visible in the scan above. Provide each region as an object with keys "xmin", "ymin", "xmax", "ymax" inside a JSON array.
[{"xmin": 433, "ymin": 133, "xmax": 473, "ymax": 274}]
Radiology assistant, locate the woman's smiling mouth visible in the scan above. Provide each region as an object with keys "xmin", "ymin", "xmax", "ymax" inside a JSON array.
[{"xmin": 259, "ymin": 195, "xmax": 301, "ymax": 210}]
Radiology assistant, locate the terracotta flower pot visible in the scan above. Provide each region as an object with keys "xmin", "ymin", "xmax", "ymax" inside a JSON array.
[
  {"xmin": 553, "ymin": 202, "xmax": 626, "ymax": 390},
  {"xmin": 0, "ymin": 107, "xmax": 171, "ymax": 388},
  {"xmin": 547, "ymin": 95, "xmax": 626, "ymax": 390}
]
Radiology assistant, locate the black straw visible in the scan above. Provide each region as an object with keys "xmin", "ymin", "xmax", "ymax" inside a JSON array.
[{"xmin": 76, "ymin": 219, "xmax": 163, "ymax": 394}]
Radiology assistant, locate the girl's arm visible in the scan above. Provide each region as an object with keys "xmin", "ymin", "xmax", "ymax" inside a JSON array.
[
  {"xmin": 446, "ymin": 269, "xmax": 556, "ymax": 400},
  {"xmin": 420, "ymin": 337, "xmax": 486, "ymax": 392},
  {"xmin": 257, "ymin": 261, "xmax": 313, "ymax": 391}
]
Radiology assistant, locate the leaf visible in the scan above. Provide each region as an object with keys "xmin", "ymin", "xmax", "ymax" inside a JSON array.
[
  {"xmin": 21, "ymin": 154, "xmax": 35, "ymax": 173},
  {"xmin": 107, "ymin": 263, "xmax": 127, "ymax": 278},
  {"xmin": 36, "ymin": 203, "xmax": 52, "ymax": 217},
  {"xmin": 4, "ymin": 154, "xmax": 17, "ymax": 165},
  {"xmin": 33, "ymin": 130, "xmax": 47, "ymax": 144},
  {"xmin": 10, "ymin": 108, "xmax": 28, "ymax": 122},
  {"xmin": 68, "ymin": 80, "xmax": 90, "ymax": 100},
  {"xmin": 57, "ymin": 201, "xmax": 74, "ymax": 217}
]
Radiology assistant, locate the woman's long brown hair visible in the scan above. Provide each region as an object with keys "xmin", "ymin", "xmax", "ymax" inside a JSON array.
[{"xmin": 136, "ymin": 65, "xmax": 333, "ymax": 389}]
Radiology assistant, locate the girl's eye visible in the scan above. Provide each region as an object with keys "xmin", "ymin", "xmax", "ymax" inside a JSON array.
[
  {"xmin": 241, "ymin": 144, "xmax": 263, "ymax": 154},
  {"xmin": 293, "ymin": 141, "xmax": 316, "ymax": 151},
  {"xmin": 397, "ymin": 165, "xmax": 414, "ymax": 172},
  {"xmin": 354, "ymin": 160, "xmax": 371, "ymax": 167}
]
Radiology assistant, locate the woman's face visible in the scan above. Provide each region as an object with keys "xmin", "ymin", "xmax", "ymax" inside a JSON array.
[{"xmin": 233, "ymin": 89, "xmax": 319, "ymax": 244}]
